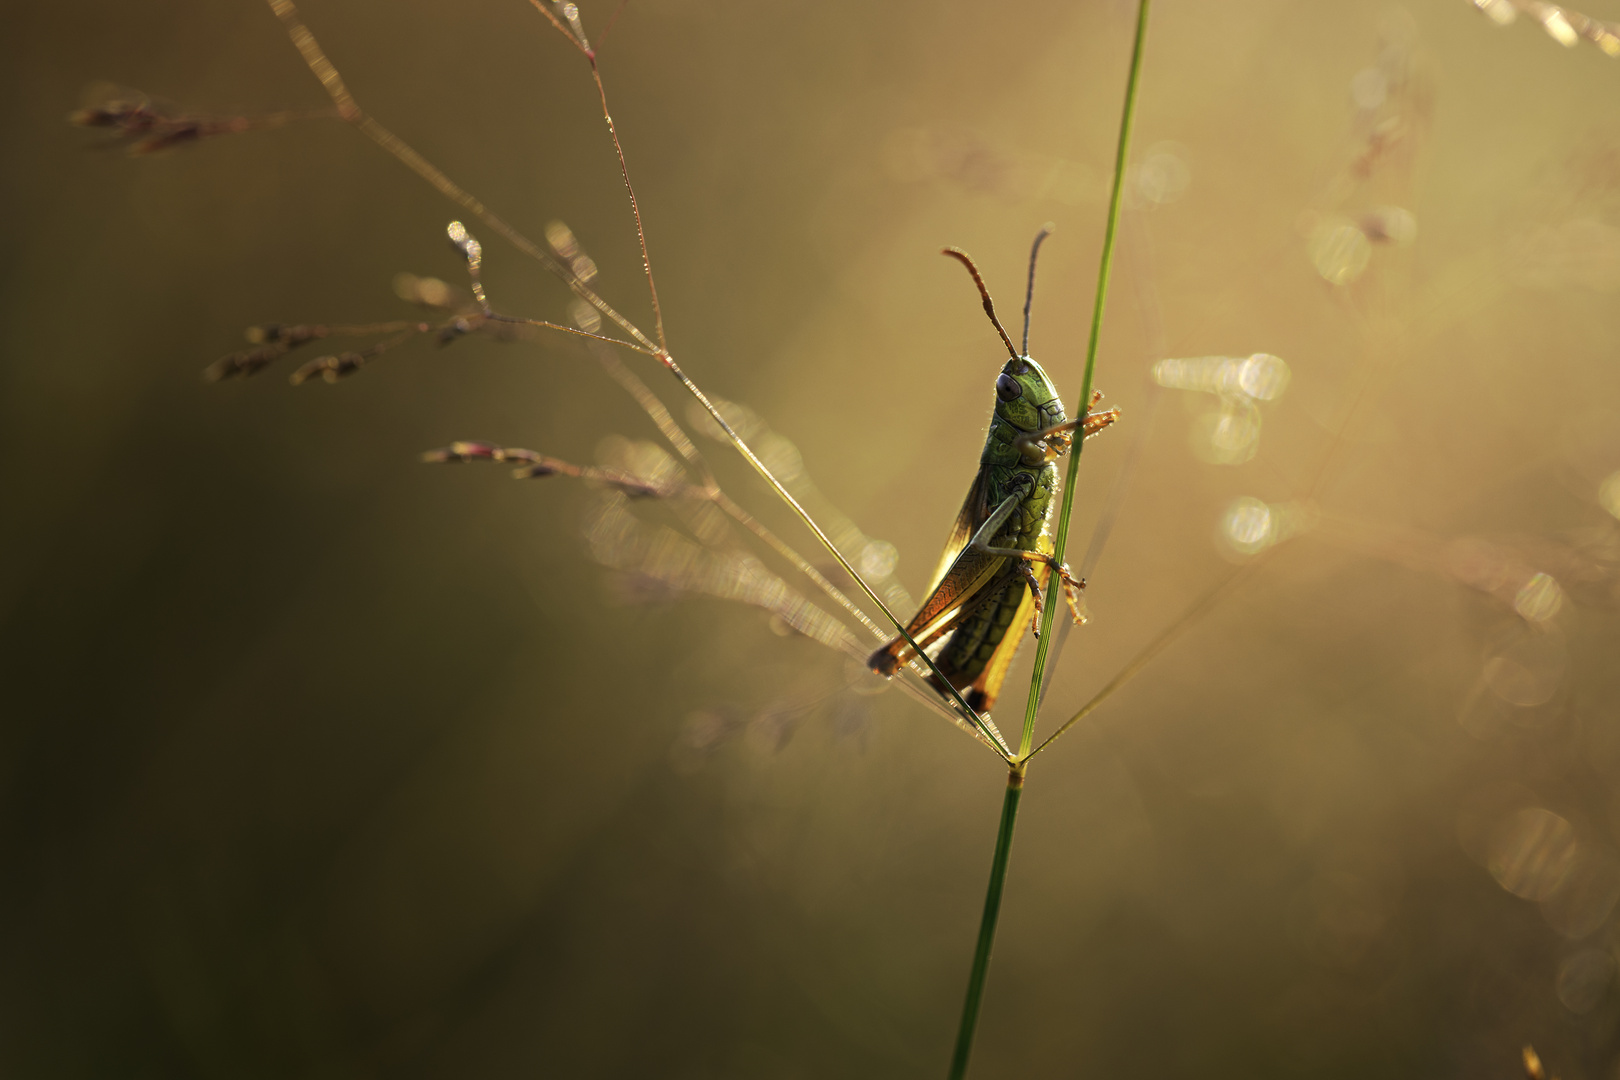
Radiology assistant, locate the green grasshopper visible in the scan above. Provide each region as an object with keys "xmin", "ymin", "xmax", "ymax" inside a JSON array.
[{"xmin": 869, "ymin": 230, "xmax": 1119, "ymax": 714}]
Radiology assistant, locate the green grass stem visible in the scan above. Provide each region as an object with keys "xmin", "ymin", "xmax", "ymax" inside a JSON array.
[
  {"xmin": 946, "ymin": 6, "xmax": 1150, "ymax": 1076},
  {"xmin": 1016, "ymin": 0, "xmax": 1151, "ymax": 762},
  {"xmin": 947, "ymin": 766, "xmax": 1025, "ymax": 1080}
]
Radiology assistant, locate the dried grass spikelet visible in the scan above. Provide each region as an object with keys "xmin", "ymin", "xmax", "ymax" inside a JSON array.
[
  {"xmin": 1473, "ymin": 0, "xmax": 1620, "ymax": 56},
  {"xmin": 69, "ymin": 82, "xmax": 331, "ymax": 154}
]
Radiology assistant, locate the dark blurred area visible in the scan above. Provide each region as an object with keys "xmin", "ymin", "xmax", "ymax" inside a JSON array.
[{"xmin": 6, "ymin": 1, "xmax": 1620, "ymax": 1076}]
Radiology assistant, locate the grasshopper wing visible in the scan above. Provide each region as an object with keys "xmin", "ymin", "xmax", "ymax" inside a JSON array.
[
  {"xmin": 869, "ymin": 470, "xmax": 1011, "ymax": 676},
  {"xmin": 923, "ymin": 468, "xmax": 991, "ymax": 596}
]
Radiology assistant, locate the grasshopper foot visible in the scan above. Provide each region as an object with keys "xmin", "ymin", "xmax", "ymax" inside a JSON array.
[{"xmin": 1051, "ymin": 560, "xmax": 1087, "ymax": 625}]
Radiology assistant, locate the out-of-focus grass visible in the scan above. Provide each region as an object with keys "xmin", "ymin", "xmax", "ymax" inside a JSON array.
[{"xmin": 5, "ymin": 1, "xmax": 1620, "ymax": 1076}]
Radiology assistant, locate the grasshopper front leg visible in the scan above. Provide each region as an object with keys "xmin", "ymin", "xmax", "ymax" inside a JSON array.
[{"xmin": 1014, "ymin": 390, "xmax": 1120, "ymax": 464}]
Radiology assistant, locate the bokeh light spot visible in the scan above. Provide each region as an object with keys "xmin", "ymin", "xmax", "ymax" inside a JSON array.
[
  {"xmin": 1134, "ymin": 144, "xmax": 1191, "ymax": 205},
  {"xmin": 1513, "ymin": 572, "xmax": 1564, "ymax": 623},
  {"xmin": 1540, "ymin": 8, "xmax": 1579, "ymax": 47},
  {"xmin": 757, "ymin": 433, "xmax": 804, "ymax": 484},
  {"xmin": 859, "ymin": 540, "xmax": 898, "ymax": 581},
  {"xmin": 1488, "ymin": 807, "xmax": 1578, "ymax": 901},
  {"xmin": 1542, "ymin": 848, "xmax": 1620, "ymax": 939},
  {"xmin": 1482, "ymin": 656, "xmax": 1556, "ymax": 707},
  {"xmin": 687, "ymin": 397, "xmax": 764, "ymax": 442},
  {"xmin": 1556, "ymin": 949, "xmax": 1615, "ymax": 1013},
  {"xmin": 1599, "ymin": 470, "xmax": 1620, "ymax": 519},
  {"xmin": 1310, "ymin": 222, "xmax": 1372, "ymax": 285},
  {"xmin": 569, "ymin": 297, "xmax": 602, "ymax": 334},
  {"xmin": 1193, "ymin": 398, "xmax": 1262, "ymax": 465},
  {"xmin": 1482, "ymin": 628, "xmax": 1567, "ymax": 707},
  {"xmin": 1153, "ymin": 353, "xmax": 1291, "ymax": 401},
  {"xmin": 1222, "ymin": 497, "xmax": 1273, "ymax": 555},
  {"xmin": 391, "ymin": 271, "xmax": 457, "ymax": 308},
  {"xmin": 596, "ymin": 435, "xmax": 683, "ymax": 489},
  {"xmin": 1236, "ymin": 354, "xmax": 1291, "ymax": 400}
]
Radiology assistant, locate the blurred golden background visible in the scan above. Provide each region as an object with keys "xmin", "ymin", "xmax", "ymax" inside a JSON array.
[{"xmin": 6, "ymin": 0, "xmax": 1620, "ymax": 1075}]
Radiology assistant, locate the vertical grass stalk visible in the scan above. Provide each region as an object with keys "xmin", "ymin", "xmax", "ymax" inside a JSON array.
[
  {"xmin": 1017, "ymin": 0, "xmax": 1152, "ymax": 761},
  {"xmin": 947, "ymin": 766, "xmax": 1024, "ymax": 1080},
  {"xmin": 948, "ymin": 4, "xmax": 1150, "ymax": 1077}
]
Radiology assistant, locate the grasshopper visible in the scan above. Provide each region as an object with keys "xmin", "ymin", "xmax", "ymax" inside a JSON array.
[{"xmin": 869, "ymin": 230, "xmax": 1120, "ymax": 714}]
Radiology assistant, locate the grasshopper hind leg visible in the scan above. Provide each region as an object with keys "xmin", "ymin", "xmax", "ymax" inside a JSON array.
[{"xmin": 966, "ymin": 545, "xmax": 1086, "ymax": 631}]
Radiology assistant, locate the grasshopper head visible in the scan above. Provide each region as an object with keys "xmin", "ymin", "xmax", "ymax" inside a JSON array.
[{"xmin": 994, "ymin": 355, "xmax": 1066, "ymax": 434}]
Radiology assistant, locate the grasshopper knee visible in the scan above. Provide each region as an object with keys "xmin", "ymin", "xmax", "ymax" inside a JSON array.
[{"xmin": 869, "ymin": 648, "xmax": 901, "ymax": 677}]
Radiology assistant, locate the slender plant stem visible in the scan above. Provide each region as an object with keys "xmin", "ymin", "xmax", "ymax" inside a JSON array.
[
  {"xmin": 265, "ymin": 0, "xmax": 1007, "ymax": 756},
  {"xmin": 947, "ymin": 766, "xmax": 1025, "ymax": 1080},
  {"xmin": 1015, "ymin": 0, "xmax": 1151, "ymax": 761},
  {"xmin": 947, "ymin": 7, "xmax": 1151, "ymax": 1077}
]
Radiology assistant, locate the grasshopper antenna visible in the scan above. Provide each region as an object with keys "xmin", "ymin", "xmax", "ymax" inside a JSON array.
[
  {"xmin": 943, "ymin": 247, "xmax": 1019, "ymax": 362},
  {"xmin": 1022, "ymin": 223, "xmax": 1055, "ymax": 356}
]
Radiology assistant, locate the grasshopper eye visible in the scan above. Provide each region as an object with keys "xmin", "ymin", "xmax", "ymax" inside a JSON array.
[{"xmin": 996, "ymin": 373, "xmax": 1024, "ymax": 402}]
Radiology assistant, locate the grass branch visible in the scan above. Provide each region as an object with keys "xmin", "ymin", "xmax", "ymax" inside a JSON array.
[{"xmin": 263, "ymin": 0, "xmax": 1009, "ymax": 756}]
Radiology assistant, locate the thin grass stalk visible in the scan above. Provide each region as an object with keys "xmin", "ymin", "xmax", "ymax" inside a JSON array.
[
  {"xmin": 1016, "ymin": 0, "xmax": 1151, "ymax": 762},
  {"xmin": 947, "ymin": 766, "xmax": 1024, "ymax": 1080},
  {"xmin": 1031, "ymin": 559, "xmax": 1258, "ymax": 757},
  {"xmin": 262, "ymin": 0, "xmax": 1010, "ymax": 755},
  {"xmin": 524, "ymin": 0, "xmax": 1011, "ymax": 754},
  {"xmin": 946, "ymin": 6, "xmax": 1151, "ymax": 1076}
]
